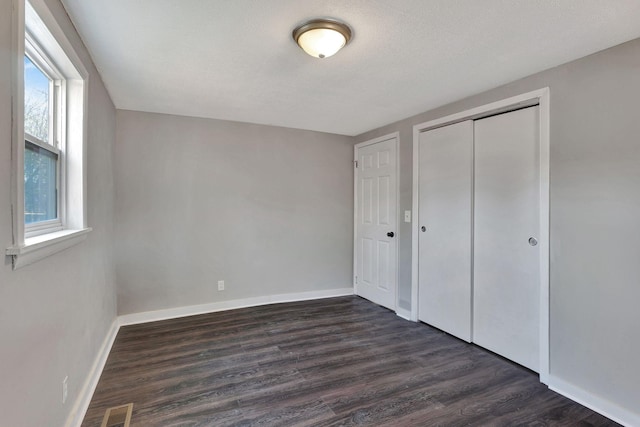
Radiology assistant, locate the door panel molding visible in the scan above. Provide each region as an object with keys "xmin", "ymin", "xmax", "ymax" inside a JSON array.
[
  {"xmin": 412, "ymin": 88, "xmax": 550, "ymax": 384},
  {"xmin": 354, "ymin": 132, "xmax": 399, "ymax": 312}
]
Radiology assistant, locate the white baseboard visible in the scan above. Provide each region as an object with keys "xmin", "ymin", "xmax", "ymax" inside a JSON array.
[
  {"xmin": 118, "ymin": 287, "xmax": 354, "ymax": 326},
  {"xmin": 395, "ymin": 306, "xmax": 412, "ymax": 321},
  {"xmin": 65, "ymin": 319, "xmax": 120, "ymax": 427},
  {"xmin": 548, "ymin": 375, "xmax": 640, "ymax": 427}
]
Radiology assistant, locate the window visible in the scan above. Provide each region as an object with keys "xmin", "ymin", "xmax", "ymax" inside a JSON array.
[
  {"xmin": 24, "ymin": 55, "xmax": 51, "ymax": 142},
  {"xmin": 24, "ymin": 50, "xmax": 63, "ymax": 235},
  {"xmin": 25, "ymin": 140, "xmax": 58, "ymax": 225},
  {"xmin": 6, "ymin": 0, "xmax": 91, "ymax": 269}
]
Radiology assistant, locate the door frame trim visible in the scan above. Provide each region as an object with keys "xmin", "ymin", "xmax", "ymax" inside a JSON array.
[
  {"xmin": 354, "ymin": 132, "xmax": 400, "ymax": 312},
  {"xmin": 411, "ymin": 88, "xmax": 550, "ymax": 384}
]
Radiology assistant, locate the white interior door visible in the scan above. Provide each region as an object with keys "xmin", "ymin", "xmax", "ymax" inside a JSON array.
[
  {"xmin": 418, "ymin": 121, "xmax": 473, "ymax": 342},
  {"xmin": 473, "ymin": 106, "xmax": 540, "ymax": 372},
  {"xmin": 355, "ymin": 136, "xmax": 397, "ymax": 310}
]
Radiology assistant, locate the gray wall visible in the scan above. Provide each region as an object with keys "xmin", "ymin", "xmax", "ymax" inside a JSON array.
[
  {"xmin": 115, "ymin": 111, "xmax": 354, "ymax": 315},
  {"xmin": 356, "ymin": 38, "xmax": 640, "ymax": 419},
  {"xmin": 0, "ymin": 0, "xmax": 117, "ymax": 426}
]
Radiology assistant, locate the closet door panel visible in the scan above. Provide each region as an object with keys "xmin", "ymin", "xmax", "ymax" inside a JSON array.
[
  {"xmin": 418, "ymin": 120, "xmax": 473, "ymax": 342},
  {"xmin": 473, "ymin": 107, "xmax": 540, "ymax": 372}
]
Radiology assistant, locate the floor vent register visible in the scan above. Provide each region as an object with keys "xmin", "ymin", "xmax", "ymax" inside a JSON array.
[{"xmin": 100, "ymin": 403, "xmax": 133, "ymax": 427}]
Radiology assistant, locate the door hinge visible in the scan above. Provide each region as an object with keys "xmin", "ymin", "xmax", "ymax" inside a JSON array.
[
  {"xmin": 354, "ymin": 160, "xmax": 358, "ymax": 168},
  {"xmin": 355, "ymin": 275, "xmax": 358, "ymax": 284}
]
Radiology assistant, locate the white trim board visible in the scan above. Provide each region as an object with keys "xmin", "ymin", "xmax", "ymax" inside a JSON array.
[
  {"xmin": 65, "ymin": 319, "xmax": 119, "ymax": 427},
  {"xmin": 118, "ymin": 287, "xmax": 354, "ymax": 326},
  {"xmin": 395, "ymin": 306, "xmax": 412, "ymax": 321},
  {"xmin": 411, "ymin": 88, "xmax": 551, "ymax": 384},
  {"xmin": 548, "ymin": 376, "xmax": 640, "ymax": 427}
]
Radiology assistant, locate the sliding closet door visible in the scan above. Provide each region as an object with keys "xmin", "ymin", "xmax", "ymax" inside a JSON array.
[
  {"xmin": 473, "ymin": 106, "xmax": 540, "ymax": 372},
  {"xmin": 418, "ymin": 121, "xmax": 473, "ymax": 342}
]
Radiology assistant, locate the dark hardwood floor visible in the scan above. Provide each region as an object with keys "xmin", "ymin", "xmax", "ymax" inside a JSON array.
[{"xmin": 82, "ymin": 296, "xmax": 617, "ymax": 426}]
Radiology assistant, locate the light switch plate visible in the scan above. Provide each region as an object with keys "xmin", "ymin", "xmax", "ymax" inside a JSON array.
[{"xmin": 404, "ymin": 210, "xmax": 411, "ymax": 223}]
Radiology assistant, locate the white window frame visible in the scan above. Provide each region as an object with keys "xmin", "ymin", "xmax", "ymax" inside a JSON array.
[{"xmin": 6, "ymin": 0, "xmax": 91, "ymax": 269}]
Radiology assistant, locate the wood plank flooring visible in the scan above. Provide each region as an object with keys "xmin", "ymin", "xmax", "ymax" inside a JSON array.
[{"xmin": 82, "ymin": 296, "xmax": 618, "ymax": 426}]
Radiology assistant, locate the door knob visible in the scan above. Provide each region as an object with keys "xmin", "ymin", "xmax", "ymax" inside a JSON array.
[
  {"xmin": 528, "ymin": 237, "xmax": 538, "ymax": 246},
  {"xmin": 421, "ymin": 226, "xmax": 426, "ymax": 232},
  {"xmin": 387, "ymin": 232, "xmax": 395, "ymax": 238}
]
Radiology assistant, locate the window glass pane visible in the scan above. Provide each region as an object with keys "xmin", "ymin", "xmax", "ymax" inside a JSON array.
[
  {"xmin": 24, "ymin": 55, "xmax": 50, "ymax": 143},
  {"xmin": 25, "ymin": 141, "xmax": 57, "ymax": 224}
]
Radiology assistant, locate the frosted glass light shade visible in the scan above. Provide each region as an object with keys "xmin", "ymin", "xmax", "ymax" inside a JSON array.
[
  {"xmin": 293, "ymin": 19, "xmax": 352, "ymax": 59},
  {"xmin": 297, "ymin": 28, "xmax": 346, "ymax": 58}
]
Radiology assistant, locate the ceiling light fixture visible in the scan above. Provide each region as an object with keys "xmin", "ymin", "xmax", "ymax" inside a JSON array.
[{"xmin": 292, "ymin": 18, "xmax": 352, "ymax": 59}]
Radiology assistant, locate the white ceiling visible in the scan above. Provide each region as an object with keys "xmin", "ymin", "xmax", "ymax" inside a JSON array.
[{"xmin": 61, "ymin": 0, "xmax": 640, "ymax": 136}]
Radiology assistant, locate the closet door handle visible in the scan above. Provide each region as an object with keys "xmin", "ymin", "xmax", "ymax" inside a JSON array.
[
  {"xmin": 387, "ymin": 232, "xmax": 395, "ymax": 238},
  {"xmin": 528, "ymin": 237, "xmax": 538, "ymax": 246}
]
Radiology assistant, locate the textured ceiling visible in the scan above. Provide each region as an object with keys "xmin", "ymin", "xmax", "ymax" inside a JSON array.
[{"xmin": 61, "ymin": 0, "xmax": 640, "ymax": 136}]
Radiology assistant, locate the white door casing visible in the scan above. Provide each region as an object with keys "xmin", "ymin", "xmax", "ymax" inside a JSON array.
[
  {"xmin": 418, "ymin": 121, "xmax": 473, "ymax": 342},
  {"xmin": 473, "ymin": 106, "xmax": 540, "ymax": 372},
  {"xmin": 354, "ymin": 134, "xmax": 398, "ymax": 311}
]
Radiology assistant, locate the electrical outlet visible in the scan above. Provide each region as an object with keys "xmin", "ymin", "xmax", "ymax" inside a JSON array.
[
  {"xmin": 217, "ymin": 280, "xmax": 225, "ymax": 291},
  {"xmin": 404, "ymin": 210, "xmax": 411, "ymax": 223},
  {"xmin": 62, "ymin": 376, "xmax": 68, "ymax": 404}
]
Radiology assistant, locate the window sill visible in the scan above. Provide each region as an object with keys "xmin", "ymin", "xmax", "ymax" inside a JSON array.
[{"xmin": 6, "ymin": 228, "xmax": 92, "ymax": 270}]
